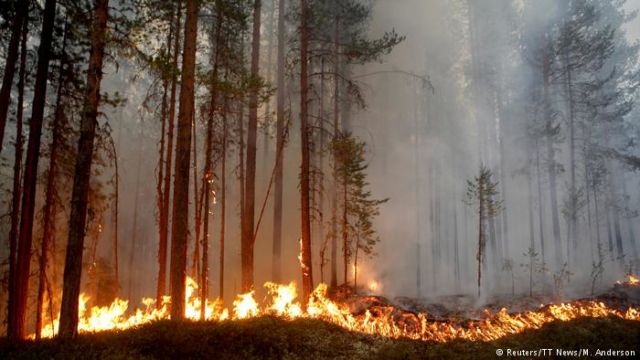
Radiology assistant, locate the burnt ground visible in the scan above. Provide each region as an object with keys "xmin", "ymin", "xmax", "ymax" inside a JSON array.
[{"xmin": 0, "ymin": 315, "xmax": 639, "ymax": 359}]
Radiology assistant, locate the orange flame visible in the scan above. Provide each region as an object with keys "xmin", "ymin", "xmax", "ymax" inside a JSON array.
[{"xmin": 34, "ymin": 276, "xmax": 640, "ymax": 342}]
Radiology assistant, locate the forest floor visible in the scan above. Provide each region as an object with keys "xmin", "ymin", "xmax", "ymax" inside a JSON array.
[{"xmin": 1, "ymin": 315, "xmax": 639, "ymax": 359}]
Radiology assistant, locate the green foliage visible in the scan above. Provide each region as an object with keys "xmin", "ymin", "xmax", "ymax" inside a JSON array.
[
  {"xmin": 464, "ymin": 165, "xmax": 502, "ymax": 265},
  {"xmin": 464, "ymin": 165, "xmax": 502, "ymax": 219},
  {"xmin": 332, "ymin": 132, "xmax": 387, "ymax": 260}
]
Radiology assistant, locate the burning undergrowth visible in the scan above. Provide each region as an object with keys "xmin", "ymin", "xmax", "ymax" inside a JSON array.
[{"xmin": 30, "ymin": 275, "xmax": 640, "ymax": 343}]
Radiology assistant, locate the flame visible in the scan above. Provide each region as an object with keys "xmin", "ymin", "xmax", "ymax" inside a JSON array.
[
  {"xmin": 265, "ymin": 282, "xmax": 302, "ymax": 318},
  {"xmin": 34, "ymin": 277, "xmax": 640, "ymax": 342},
  {"xmin": 369, "ymin": 281, "xmax": 379, "ymax": 292},
  {"xmin": 232, "ymin": 291, "xmax": 259, "ymax": 319},
  {"xmin": 616, "ymin": 274, "xmax": 639, "ymax": 286}
]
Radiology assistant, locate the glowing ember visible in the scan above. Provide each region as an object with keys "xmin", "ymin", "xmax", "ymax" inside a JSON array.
[
  {"xmin": 368, "ymin": 281, "xmax": 379, "ymax": 292},
  {"xmin": 34, "ymin": 277, "xmax": 640, "ymax": 342}
]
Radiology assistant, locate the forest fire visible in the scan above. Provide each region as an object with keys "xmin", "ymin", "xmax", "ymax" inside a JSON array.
[
  {"xmin": 619, "ymin": 275, "xmax": 639, "ymax": 286},
  {"xmin": 34, "ymin": 277, "xmax": 640, "ymax": 342}
]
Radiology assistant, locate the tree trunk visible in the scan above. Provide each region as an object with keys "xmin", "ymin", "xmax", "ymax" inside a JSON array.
[
  {"xmin": 201, "ymin": 13, "xmax": 222, "ymax": 315},
  {"xmin": 58, "ymin": 0, "xmax": 109, "ymax": 338},
  {"xmin": 156, "ymin": 23, "xmax": 170, "ymax": 285},
  {"xmin": 563, "ymin": 49, "xmax": 577, "ymax": 267},
  {"xmin": 342, "ymin": 171, "xmax": 348, "ymax": 285},
  {"xmin": 0, "ymin": 0, "xmax": 27, "ymax": 151},
  {"xmin": 299, "ymin": 0, "xmax": 314, "ymax": 302},
  {"xmin": 158, "ymin": 2, "xmax": 182, "ymax": 307},
  {"xmin": 535, "ymin": 140, "xmax": 546, "ymax": 269},
  {"xmin": 272, "ymin": 0, "xmax": 286, "ymax": 283},
  {"xmin": 36, "ymin": 23, "xmax": 69, "ymax": 338},
  {"xmin": 317, "ymin": 58, "xmax": 326, "ymax": 284},
  {"xmin": 7, "ymin": 10, "xmax": 27, "ymax": 338},
  {"xmin": 9, "ymin": 0, "xmax": 57, "ymax": 340},
  {"xmin": 353, "ymin": 237, "xmax": 359, "ymax": 290},
  {"xmin": 262, "ymin": 0, "xmax": 276, "ymax": 175},
  {"xmin": 169, "ymin": 0, "xmax": 199, "ymax": 321},
  {"xmin": 330, "ymin": 13, "xmax": 341, "ymax": 289},
  {"xmin": 219, "ymin": 95, "xmax": 228, "ymax": 300},
  {"xmin": 112, "ymin": 142, "xmax": 120, "ymax": 294},
  {"xmin": 609, "ymin": 169, "xmax": 624, "ymax": 262},
  {"xmin": 606, "ymin": 198, "xmax": 615, "ymax": 257},
  {"xmin": 543, "ymin": 49, "xmax": 563, "ymax": 271},
  {"xmin": 454, "ymin": 205, "xmax": 460, "ymax": 291},
  {"xmin": 622, "ymin": 179, "xmax": 638, "ymax": 259},
  {"xmin": 496, "ymin": 88, "xmax": 509, "ymax": 257},
  {"xmin": 414, "ymin": 99, "xmax": 422, "ymax": 297},
  {"xmin": 477, "ymin": 183, "xmax": 485, "ymax": 298},
  {"xmin": 192, "ymin": 117, "xmax": 201, "ymax": 283},
  {"xmin": 128, "ymin": 135, "xmax": 143, "ymax": 300},
  {"xmin": 242, "ymin": 0, "xmax": 262, "ymax": 293}
]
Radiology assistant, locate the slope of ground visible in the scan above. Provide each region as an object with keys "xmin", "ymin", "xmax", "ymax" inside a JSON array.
[{"xmin": 1, "ymin": 315, "xmax": 638, "ymax": 359}]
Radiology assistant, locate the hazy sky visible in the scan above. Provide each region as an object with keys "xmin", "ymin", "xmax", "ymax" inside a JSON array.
[{"xmin": 625, "ymin": 0, "xmax": 640, "ymax": 41}]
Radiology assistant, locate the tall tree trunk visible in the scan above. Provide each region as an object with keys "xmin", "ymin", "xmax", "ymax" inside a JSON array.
[
  {"xmin": 0, "ymin": 0, "xmax": 27, "ymax": 151},
  {"xmin": 414, "ymin": 98, "xmax": 421, "ymax": 296},
  {"xmin": 606, "ymin": 202, "xmax": 615, "ymax": 258},
  {"xmin": 353, "ymin": 236, "xmax": 359, "ymax": 290},
  {"xmin": 242, "ymin": 0, "xmax": 262, "ymax": 292},
  {"xmin": 564, "ymin": 49, "xmax": 577, "ymax": 267},
  {"xmin": 219, "ymin": 95, "xmax": 228, "ymax": 300},
  {"xmin": 7, "ymin": 11, "xmax": 28, "ymax": 337},
  {"xmin": 593, "ymin": 186, "xmax": 603, "ymax": 260},
  {"xmin": 536, "ymin": 140, "xmax": 547, "ymax": 270},
  {"xmin": 58, "ymin": 0, "xmax": 109, "ymax": 338},
  {"xmin": 622, "ymin": 179, "xmax": 638, "ymax": 259},
  {"xmin": 156, "ymin": 24, "xmax": 170, "ymax": 284},
  {"xmin": 608, "ymin": 169, "xmax": 624, "ymax": 262},
  {"xmin": 497, "ymin": 88, "xmax": 509, "ymax": 257},
  {"xmin": 158, "ymin": 3, "xmax": 182, "ymax": 307},
  {"xmin": 477, "ymin": 186, "xmax": 485, "ymax": 298},
  {"xmin": 239, "ymin": 97, "xmax": 245, "ymax": 254},
  {"xmin": 272, "ymin": 0, "xmax": 286, "ymax": 283},
  {"xmin": 330, "ymin": 12, "xmax": 340, "ymax": 289},
  {"xmin": 317, "ymin": 58, "xmax": 326, "ymax": 284},
  {"xmin": 543, "ymin": 48, "xmax": 563, "ymax": 270},
  {"xmin": 128, "ymin": 135, "xmax": 143, "ymax": 300},
  {"xmin": 535, "ymin": 140, "xmax": 546, "ymax": 268},
  {"xmin": 299, "ymin": 0, "xmax": 314, "ymax": 302},
  {"xmin": 112, "ymin": 143, "xmax": 120, "ymax": 293},
  {"xmin": 200, "ymin": 118, "xmax": 211, "ymax": 319},
  {"xmin": 169, "ymin": 0, "xmax": 199, "ymax": 321},
  {"xmin": 191, "ymin": 116, "xmax": 201, "ymax": 283},
  {"xmin": 201, "ymin": 14, "xmax": 222, "ymax": 315},
  {"xmin": 36, "ymin": 23, "xmax": 69, "ymax": 338},
  {"xmin": 262, "ymin": 0, "xmax": 276, "ymax": 174},
  {"xmin": 453, "ymin": 205, "xmax": 460, "ymax": 291},
  {"xmin": 341, "ymin": 172, "xmax": 348, "ymax": 285},
  {"xmin": 9, "ymin": 0, "xmax": 57, "ymax": 340}
]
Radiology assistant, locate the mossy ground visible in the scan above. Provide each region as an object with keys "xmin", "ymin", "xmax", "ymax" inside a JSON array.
[{"xmin": 1, "ymin": 316, "xmax": 638, "ymax": 359}]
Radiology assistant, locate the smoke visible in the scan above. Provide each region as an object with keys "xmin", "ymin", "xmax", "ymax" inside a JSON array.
[{"xmin": 343, "ymin": 0, "xmax": 640, "ymax": 301}]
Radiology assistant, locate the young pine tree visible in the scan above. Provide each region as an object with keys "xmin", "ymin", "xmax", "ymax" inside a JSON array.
[
  {"xmin": 464, "ymin": 165, "xmax": 502, "ymax": 297},
  {"xmin": 332, "ymin": 132, "xmax": 387, "ymax": 290}
]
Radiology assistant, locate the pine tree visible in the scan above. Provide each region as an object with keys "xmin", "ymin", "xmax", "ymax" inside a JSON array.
[
  {"xmin": 331, "ymin": 132, "xmax": 387, "ymax": 289},
  {"xmin": 58, "ymin": 0, "xmax": 110, "ymax": 338},
  {"xmin": 465, "ymin": 165, "xmax": 502, "ymax": 297}
]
